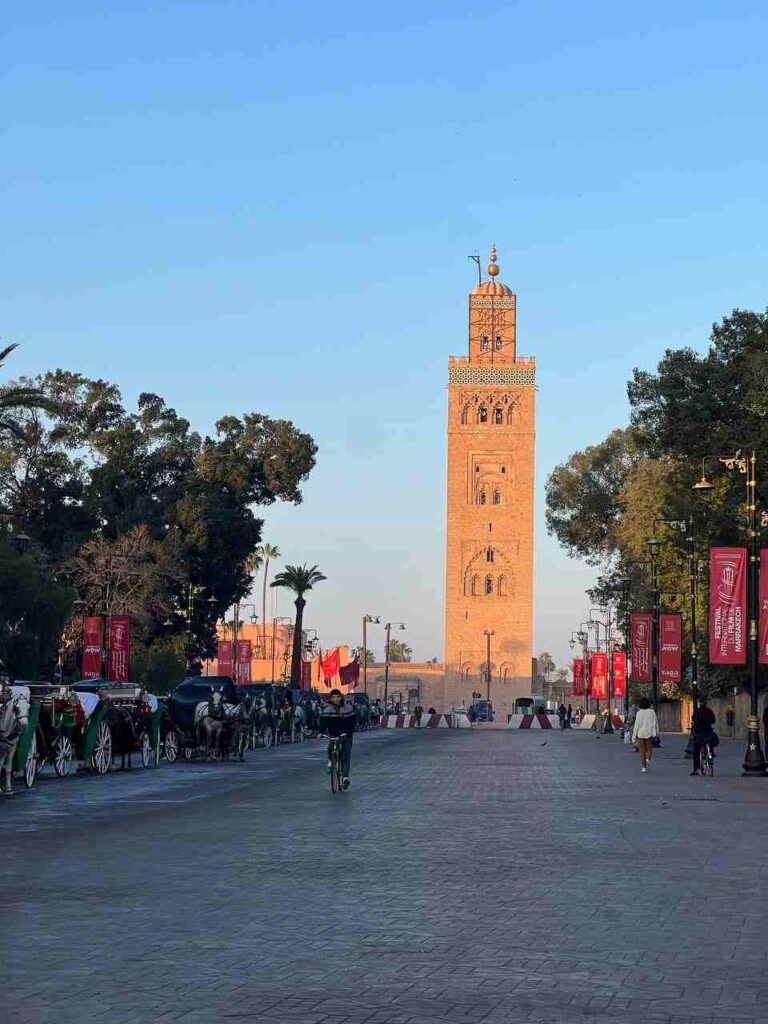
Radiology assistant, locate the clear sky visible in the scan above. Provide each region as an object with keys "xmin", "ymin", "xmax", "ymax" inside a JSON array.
[{"xmin": 4, "ymin": 1, "xmax": 768, "ymax": 671}]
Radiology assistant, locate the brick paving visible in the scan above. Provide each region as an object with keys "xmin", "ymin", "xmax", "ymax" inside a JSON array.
[{"xmin": 3, "ymin": 727, "xmax": 768, "ymax": 1024}]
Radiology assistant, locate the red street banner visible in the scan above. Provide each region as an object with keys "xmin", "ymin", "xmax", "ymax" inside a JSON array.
[
  {"xmin": 235, "ymin": 640, "xmax": 252, "ymax": 685},
  {"xmin": 321, "ymin": 647, "xmax": 340, "ymax": 680},
  {"xmin": 339, "ymin": 657, "xmax": 360, "ymax": 690},
  {"xmin": 217, "ymin": 640, "xmax": 233, "ymax": 678},
  {"xmin": 108, "ymin": 615, "xmax": 131, "ymax": 682},
  {"xmin": 709, "ymin": 547, "xmax": 747, "ymax": 664},
  {"xmin": 659, "ymin": 613, "xmax": 682, "ymax": 684},
  {"xmin": 572, "ymin": 658, "xmax": 585, "ymax": 696},
  {"xmin": 82, "ymin": 616, "xmax": 104, "ymax": 679},
  {"xmin": 590, "ymin": 651, "xmax": 608, "ymax": 699},
  {"xmin": 759, "ymin": 550, "xmax": 768, "ymax": 665},
  {"xmin": 630, "ymin": 612, "xmax": 652, "ymax": 683},
  {"xmin": 612, "ymin": 651, "xmax": 627, "ymax": 699}
]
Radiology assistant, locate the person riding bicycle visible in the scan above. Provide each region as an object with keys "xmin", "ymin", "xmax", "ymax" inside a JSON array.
[
  {"xmin": 320, "ymin": 688, "xmax": 356, "ymax": 790},
  {"xmin": 691, "ymin": 697, "xmax": 717, "ymax": 776}
]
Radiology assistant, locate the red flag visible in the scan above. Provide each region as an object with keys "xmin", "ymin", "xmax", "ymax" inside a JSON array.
[
  {"xmin": 572, "ymin": 658, "xmax": 585, "ymax": 696},
  {"xmin": 82, "ymin": 616, "xmax": 104, "ymax": 680},
  {"xmin": 217, "ymin": 640, "xmax": 233, "ymax": 678},
  {"xmin": 759, "ymin": 550, "xmax": 768, "ymax": 665},
  {"xmin": 658, "ymin": 613, "xmax": 682, "ymax": 684},
  {"xmin": 235, "ymin": 640, "xmax": 252, "ymax": 685},
  {"xmin": 630, "ymin": 613, "xmax": 652, "ymax": 683},
  {"xmin": 612, "ymin": 651, "xmax": 627, "ymax": 699},
  {"xmin": 339, "ymin": 657, "xmax": 360, "ymax": 690},
  {"xmin": 321, "ymin": 647, "xmax": 340, "ymax": 680},
  {"xmin": 108, "ymin": 615, "xmax": 131, "ymax": 682},
  {"xmin": 709, "ymin": 547, "xmax": 747, "ymax": 664},
  {"xmin": 590, "ymin": 651, "xmax": 608, "ymax": 699}
]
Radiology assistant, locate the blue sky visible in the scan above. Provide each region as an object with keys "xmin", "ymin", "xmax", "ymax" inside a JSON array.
[{"xmin": 4, "ymin": 1, "xmax": 768, "ymax": 670}]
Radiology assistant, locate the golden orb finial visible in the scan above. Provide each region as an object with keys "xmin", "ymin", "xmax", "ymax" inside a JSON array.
[{"xmin": 487, "ymin": 244, "xmax": 500, "ymax": 277}]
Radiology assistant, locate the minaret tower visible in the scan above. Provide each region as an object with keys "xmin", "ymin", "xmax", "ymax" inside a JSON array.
[{"xmin": 443, "ymin": 247, "xmax": 535, "ymax": 716}]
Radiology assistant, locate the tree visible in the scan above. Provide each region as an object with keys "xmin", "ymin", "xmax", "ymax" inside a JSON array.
[
  {"xmin": 352, "ymin": 646, "xmax": 375, "ymax": 665},
  {"xmin": 253, "ymin": 542, "xmax": 280, "ymax": 655},
  {"xmin": 270, "ymin": 564, "xmax": 327, "ymax": 687},
  {"xmin": 0, "ymin": 344, "xmax": 56, "ymax": 436},
  {"xmin": 537, "ymin": 652, "xmax": 555, "ymax": 680},
  {"xmin": 386, "ymin": 639, "xmax": 412, "ymax": 663}
]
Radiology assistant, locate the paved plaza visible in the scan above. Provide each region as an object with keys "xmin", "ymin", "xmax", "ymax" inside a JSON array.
[{"xmin": 3, "ymin": 727, "xmax": 768, "ymax": 1024}]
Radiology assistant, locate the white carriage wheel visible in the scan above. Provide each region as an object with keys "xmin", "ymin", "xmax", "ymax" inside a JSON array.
[
  {"xmin": 53, "ymin": 735, "xmax": 74, "ymax": 777},
  {"xmin": 92, "ymin": 721, "xmax": 112, "ymax": 775},
  {"xmin": 24, "ymin": 733, "xmax": 38, "ymax": 788},
  {"xmin": 140, "ymin": 730, "xmax": 151, "ymax": 768},
  {"xmin": 164, "ymin": 730, "xmax": 179, "ymax": 763}
]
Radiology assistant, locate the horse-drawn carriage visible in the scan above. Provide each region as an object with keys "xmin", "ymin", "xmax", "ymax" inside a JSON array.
[
  {"xmin": 70, "ymin": 681, "xmax": 160, "ymax": 773},
  {"xmin": 166, "ymin": 676, "xmax": 254, "ymax": 761}
]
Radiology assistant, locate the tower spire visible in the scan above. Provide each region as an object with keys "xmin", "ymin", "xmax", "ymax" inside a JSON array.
[{"xmin": 487, "ymin": 244, "xmax": 499, "ymax": 278}]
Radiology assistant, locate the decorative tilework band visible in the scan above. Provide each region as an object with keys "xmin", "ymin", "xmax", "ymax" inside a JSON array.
[{"xmin": 448, "ymin": 365, "xmax": 536, "ymax": 386}]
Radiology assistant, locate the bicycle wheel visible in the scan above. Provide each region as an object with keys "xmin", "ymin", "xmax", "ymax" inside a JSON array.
[
  {"xmin": 334, "ymin": 751, "xmax": 344, "ymax": 794},
  {"xmin": 701, "ymin": 746, "xmax": 712, "ymax": 776},
  {"xmin": 330, "ymin": 748, "xmax": 339, "ymax": 793}
]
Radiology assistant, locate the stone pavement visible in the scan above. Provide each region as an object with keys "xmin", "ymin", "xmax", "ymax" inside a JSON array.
[{"xmin": 3, "ymin": 726, "xmax": 768, "ymax": 1024}]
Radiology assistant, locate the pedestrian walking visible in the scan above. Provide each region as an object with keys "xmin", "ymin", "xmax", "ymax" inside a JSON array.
[
  {"xmin": 566, "ymin": 703, "xmax": 573, "ymax": 729},
  {"xmin": 414, "ymin": 704, "xmax": 423, "ymax": 727},
  {"xmin": 631, "ymin": 697, "xmax": 659, "ymax": 772},
  {"xmin": 557, "ymin": 703, "xmax": 566, "ymax": 729}
]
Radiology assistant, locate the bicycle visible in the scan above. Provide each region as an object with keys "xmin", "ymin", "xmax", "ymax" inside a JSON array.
[
  {"xmin": 700, "ymin": 739, "xmax": 715, "ymax": 777},
  {"xmin": 325, "ymin": 736, "xmax": 346, "ymax": 794}
]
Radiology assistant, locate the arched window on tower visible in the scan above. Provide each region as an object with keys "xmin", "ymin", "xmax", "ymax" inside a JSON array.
[
  {"xmin": 492, "ymin": 489, "xmax": 501, "ymax": 506},
  {"xmin": 507, "ymin": 405, "xmax": 515, "ymax": 425},
  {"xmin": 471, "ymin": 574, "xmax": 480, "ymax": 596},
  {"xmin": 493, "ymin": 407, "xmax": 503, "ymax": 425},
  {"xmin": 460, "ymin": 404, "xmax": 469, "ymax": 425},
  {"xmin": 484, "ymin": 575, "xmax": 494, "ymax": 596},
  {"xmin": 498, "ymin": 575, "xmax": 508, "ymax": 596},
  {"xmin": 494, "ymin": 336, "xmax": 502, "ymax": 350},
  {"xmin": 477, "ymin": 406, "xmax": 488, "ymax": 424},
  {"xmin": 486, "ymin": 547, "xmax": 494, "ymax": 563},
  {"xmin": 476, "ymin": 487, "xmax": 487, "ymax": 506},
  {"xmin": 480, "ymin": 336, "xmax": 490, "ymax": 352}
]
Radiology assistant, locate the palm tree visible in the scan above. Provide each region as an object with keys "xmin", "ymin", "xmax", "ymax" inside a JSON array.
[
  {"xmin": 253, "ymin": 542, "xmax": 280, "ymax": 655},
  {"xmin": 270, "ymin": 563, "xmax": 326, "ymax": 687},
  {"xmin": 0, "ymin": 343, "xmax": 55, "ymax": 436}
]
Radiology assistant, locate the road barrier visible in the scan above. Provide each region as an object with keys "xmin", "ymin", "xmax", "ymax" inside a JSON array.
[
  {"xmin": 378, "ymin": 713, "xmax": 471, "ymax": 730},
  {"xmin": 506, "ymin": 714, "xmax": 560, "ymax": 729}
]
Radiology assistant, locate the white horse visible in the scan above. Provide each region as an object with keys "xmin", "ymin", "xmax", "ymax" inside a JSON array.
[{"xmin": 0, "ymin": 685, "xmax": 30, "ymax": 795}]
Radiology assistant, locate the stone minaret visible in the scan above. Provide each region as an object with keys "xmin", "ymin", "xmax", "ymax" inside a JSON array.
[{"xmin": 444, "ymin": 247, "xmax": 535, "ymax": 717}]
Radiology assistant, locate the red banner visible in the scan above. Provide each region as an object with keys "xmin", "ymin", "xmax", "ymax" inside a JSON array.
[
  {"xmin": 590, "ymin": 651, "xmax": 608, "ymax": 699},
  {"xmin": 658, "ymin": 613, "xmax": 682, "ymax": 684},
  {"xmin": 235, "ymin": 640, "xmax": 252, "ymax": 685},
  {"xmin": 612, "ymin": 651, "xmax": 627, "ymax": 699},
  {"xmin": 630, "ymin": 613, "xmax": 652, "ymax": 683},
  {"xmin": 108, "ymin": 615, "xmax": 131, "ymax": 682},
  {"xmin": 709, "ymin": 547, "xmax": 747, "ymax": 664},
  {"xmin": 339, "ymin": 657, "xmax": 360, "ymax": 690},
  {"xmin": 217, "ymin": 640, "xmax": 233, "ymax": 678},
  {"xmin": 322, "ymin": 647, "xmax": 340, "ymax": 680},
  {"xmin": 759, "ymin": 550, "xmax": 768, "ymax": 665},
  {"xmin": 572, "ymin": 658, "xmax": 585, "ymax": 696},
  {"xmin": 82, "ymin": 616, "xmax": 104, "ymax": 680}
]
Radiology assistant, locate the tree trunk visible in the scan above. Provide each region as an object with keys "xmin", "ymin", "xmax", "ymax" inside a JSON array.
[
  {"xmin": 290, "ymin": 596, "xmax": 305, "ymax": 688},
  {"xmin": 261, "ymin": 555, "xmax": 270, "ymax": 658}
]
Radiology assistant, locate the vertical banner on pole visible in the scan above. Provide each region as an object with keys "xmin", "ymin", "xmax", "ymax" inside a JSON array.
[
  {"xmin": 572, "ymin": 658, "xmax": 585, "ymax": 696},
  {"xmin": 590, "ymin": 652, "xmax": 608, "ymax": 699},
  {"xmin": 709, "ymin": 547, "xmax": 747, "ymax": 664},
  {"xmin": 630, "ymin": 613, "xmax": 652, "ymax": 682},
  {"xmin": 82, "ymin": 616, "xmax": 104, "ymax": 679},
  {"xmin": 612, "ymin": 651, "xmax": 627, "ymax": 699},
  {"xmin": 235, "ymin": 640, "xmax": 252, "ymax": 685},
  {"xmin": 108, "ymin": 616, "xmax": 131, "ymax": 682},
  {"xmin": 658, "ymin": 613, "xmax": 682, "ymax": 684},
  {"xmin": 759, "ymin": 550, "xmax": 768, "ymax": 665},
  {"xmin": 217, "ymin": 640, "xmax": 233, "ymax": 678}
]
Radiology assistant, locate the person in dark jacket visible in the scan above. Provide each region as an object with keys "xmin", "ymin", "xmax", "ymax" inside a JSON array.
[
  {"xmin": 691, "ymin": 698, "xmax": 717, "ymax": 775},
  {"xmin": 320, "ymin": 688, "xmax": 356, "ymax": 789}
]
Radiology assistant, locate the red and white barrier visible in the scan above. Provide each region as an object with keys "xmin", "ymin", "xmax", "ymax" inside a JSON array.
[
  {"xmin": 378, "ymin": 713, "xmax": 471, "ymax": 730},
  {"xmin": 507, "ymin": 714, "xmax": 560, "ymax": 729}
]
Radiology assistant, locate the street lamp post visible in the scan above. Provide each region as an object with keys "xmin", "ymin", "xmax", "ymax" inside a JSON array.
[
  {"xmin": 483, "ymin": 629, "xmax": 495, "ymax": 704},
  {"xmin": 645, "ymin": 537, "xmax": 663, "ymax": 715},
  {"xmin": 694, "ymin": 451, "xmax": 766, "ymax": 776},
  {"xmin": 271, "ymin": 616, "xmax": 292, "ymax": 684},
  {"xmin": 383, "ymin": 621, "xmax": 406, "ymax": 709},
  {"xmin": 362, "ymin": 614, "xmax": 380, "ymax": 695}
]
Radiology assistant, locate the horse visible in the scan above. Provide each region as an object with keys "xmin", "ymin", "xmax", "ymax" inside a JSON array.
[
  {"xmin": 195, "ymin": 690, "xmax": 229, "ymax": 759},
  {"xmin": 0, "ymin": 685, "xmax": 30, "ymax": 795}
]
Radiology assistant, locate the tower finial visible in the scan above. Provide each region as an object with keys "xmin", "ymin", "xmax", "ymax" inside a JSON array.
[{"xmin": 487, "ymin": 244, "xmax": 499, "ymax": 278}]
